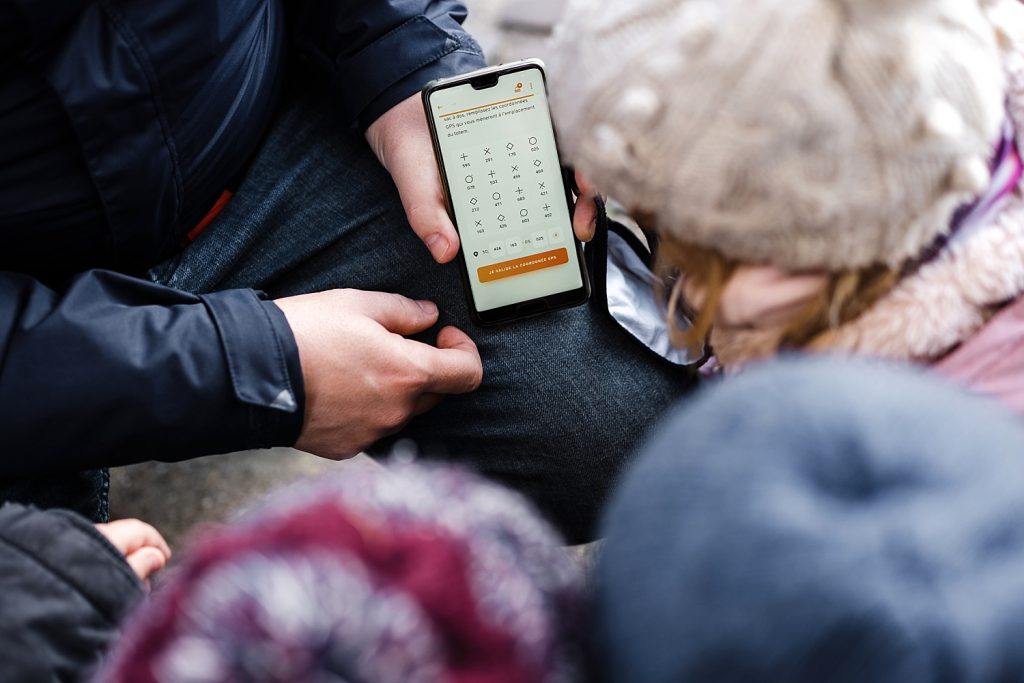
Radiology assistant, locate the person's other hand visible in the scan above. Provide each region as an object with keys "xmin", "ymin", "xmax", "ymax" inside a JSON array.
[
  {"xmin": 365, "ymin": 93, "xmax": 600, "ymax": 262},
  {"xmin": 94, "ymin": 519, "xmax": 171, "ymax": 585},
  {"xmin": 275, "ymin": 289, "xmax": 483, "ymax": 459}
]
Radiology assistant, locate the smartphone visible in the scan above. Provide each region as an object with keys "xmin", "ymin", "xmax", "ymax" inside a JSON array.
[{"xmin": 423, "ymin": 59, "xmax": 590, "ymax": 326}]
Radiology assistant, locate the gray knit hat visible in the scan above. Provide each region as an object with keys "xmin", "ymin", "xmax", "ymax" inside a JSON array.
[
  {"xmin": 597, "ymin": 358, "xmax": 1024, "ymax": 681},
  {"xmin": 547, "ymin": 0, "xmax": 1011, "ymax": 270}
]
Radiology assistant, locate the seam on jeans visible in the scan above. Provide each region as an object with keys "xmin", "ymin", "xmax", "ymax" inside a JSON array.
[{"xmin": 99, "ymin": 468, "xmax": 110, "ymax": 523}]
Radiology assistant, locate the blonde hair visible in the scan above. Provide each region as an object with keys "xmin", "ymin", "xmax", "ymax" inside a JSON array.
[{"xmin": 656, "ymin": 233, "xmax": 901, "ymax": 355}]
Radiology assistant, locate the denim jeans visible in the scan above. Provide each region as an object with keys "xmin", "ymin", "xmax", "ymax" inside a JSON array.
[
  {"xmin": 596, "ymin": 357, "xmax": 1024, "ymax": 681},
  {"xmin": 149, "ymin": 86, "xmax": 694, "ymax": 541}
]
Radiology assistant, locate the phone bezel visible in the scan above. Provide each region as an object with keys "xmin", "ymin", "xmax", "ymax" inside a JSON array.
[{"xmin": 422, "ymin": 59, "xmax": 590, "ymax": 327}]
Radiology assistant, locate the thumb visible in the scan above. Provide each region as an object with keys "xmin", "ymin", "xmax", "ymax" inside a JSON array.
[
  {"xmin": 351, "ymin": 290, "xmax": 440, "ymax": 335},
  {"xmin": 125, "ymin": 546, "xmax": 168, "ymax": 582},
  {"xmin": 394, "ymin": 163, "xmax": 462, "ymax": 263},
  {"xmin": 370, "ymin": 93, "xmax": 462, "ymax": 263}
]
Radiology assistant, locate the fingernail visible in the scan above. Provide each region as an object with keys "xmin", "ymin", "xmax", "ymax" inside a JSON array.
[
  {"xmin": 417, "ymin": 300, "xmax": 438, "ymax": 316},
  {"xmin": 425, "ymin": 234, "xmax": 449, "ymax": 259}
]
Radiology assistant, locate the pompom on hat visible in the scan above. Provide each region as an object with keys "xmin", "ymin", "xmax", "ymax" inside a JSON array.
[
  {"xmin": 96, "ymin": 463, "xmax": 584, "ymax": 683},
  {"xmin": 547, "ymin": 0, "xmax": 1013, "ymax": 270}
]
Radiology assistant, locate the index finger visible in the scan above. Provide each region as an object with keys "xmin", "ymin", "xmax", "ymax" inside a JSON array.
[{"xmin": 406, "ymin": 326, "xmax": 484, "ymax": 394}]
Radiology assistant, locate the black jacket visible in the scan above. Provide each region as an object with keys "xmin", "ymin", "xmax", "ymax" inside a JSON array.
[
  {"xmin": 0, "ymin": 1, "xmax": 485, "ymax": 476},
  {"xmin": 0, "ymin": 503, "xmax": 143, "ymax": 682}
]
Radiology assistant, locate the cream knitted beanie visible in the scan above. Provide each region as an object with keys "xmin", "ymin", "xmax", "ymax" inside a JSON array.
[{"xmin": 547, "ymin": 0, "xmax": 1009, "ymax": 270}]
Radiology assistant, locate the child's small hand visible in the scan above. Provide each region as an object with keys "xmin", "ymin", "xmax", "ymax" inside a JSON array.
[{"xmin": 94, "ymin": 519, "xmax": 172, "ymax": 584}]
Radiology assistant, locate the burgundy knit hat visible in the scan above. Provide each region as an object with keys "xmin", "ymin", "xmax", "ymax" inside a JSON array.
[{"xmin": 97, "ymin": 463, "xmax": 583, "ymax": 683}]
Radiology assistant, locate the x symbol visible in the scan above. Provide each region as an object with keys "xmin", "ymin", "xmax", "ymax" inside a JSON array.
[
  {"xmin": 488, "ymin": 170, "xmax": 497, "ymax": 178},
  {"xmin": 543, "ymin": 204, "xmax": 552, "ymax": 212},
  {"xmin": 516, "ymin": 187, "xmax": 524, "ymax": 195},
  {"xmin": 475, "ymin": 220, "xmax": 482, "ymax": 227},
  {"xmin": 460, "ymin": 153, "xmax": 468, "ymax": 161},
  {"xmin": 484, "ymin": 148, "xmax": 491, "ymax": 156},
  {"xmin": 511, "ymin": 166, "xmax": 519, "ymax": 173},
  {"xmin": 538, "ymin": 182, "xmax": 546, "ymax": 190}
]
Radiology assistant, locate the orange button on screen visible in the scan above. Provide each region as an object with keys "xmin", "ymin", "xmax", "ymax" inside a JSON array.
[{"xmin": 477, "ymin": 248, "xmax": 570, "ymax": 283}]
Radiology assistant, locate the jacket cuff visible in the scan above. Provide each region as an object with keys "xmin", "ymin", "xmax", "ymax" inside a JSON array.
[
  {"xmin": 200, "ymin": 290, "xmax": 305, "ymax": 449},
  {"xmin": 0, "ymin": 504, "xmax": 143, "ymax": 624},
  {"xmin": 335, "ymin": 15, "xmax": 486, "ymax": 130}
]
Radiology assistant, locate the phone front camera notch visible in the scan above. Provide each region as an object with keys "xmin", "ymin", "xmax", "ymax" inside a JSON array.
[{"xmin": 471, "ymin": 74, "xmax": 499, "ymax": 90}]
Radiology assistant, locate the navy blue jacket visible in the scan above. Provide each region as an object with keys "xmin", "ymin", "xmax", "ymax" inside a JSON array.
[{"xmin": 0, "ymin": 1, "xmax": 485, "ymax": 474}]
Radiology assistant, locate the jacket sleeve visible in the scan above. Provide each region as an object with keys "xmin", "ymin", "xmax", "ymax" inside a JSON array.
[
  {"xmin": 0, "ymin": 503, "xmax": 143, "ymax": 681},
  {"xmin": 0, "ymin": 270, "xmax": 305, "ymax": 476},
  {"xmin": 288, "ymin": 0, "xmax": 487, "ymax": 129},
  {"xmin": 0, "ymin": 0, "xmax": 92, "ymax": 60}
]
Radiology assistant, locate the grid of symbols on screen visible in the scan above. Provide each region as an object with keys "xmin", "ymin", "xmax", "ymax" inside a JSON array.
[{"xmin": 456, "ymin": 136, "xmax": 566, "ymax": 264}]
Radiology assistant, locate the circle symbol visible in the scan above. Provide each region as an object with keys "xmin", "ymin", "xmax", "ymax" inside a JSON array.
[
  {"xmin": 529, "ymin": 137, "xmax": 538, "ymax": 146},
  {"xmin": 492, "ymin": 192, "xmax": 501, "ymax": 200},
  {"xmin": 465, "ymin": 175, "xmax": 474, "ymax": 183},
  {"xmin": 520, "ymin": 209, "xmax": 529, "ymax": 217}
]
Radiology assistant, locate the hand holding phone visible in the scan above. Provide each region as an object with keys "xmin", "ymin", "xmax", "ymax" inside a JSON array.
[{"xmin": 423, "ymin": 60, "xmax": 591, "ymax": 326}]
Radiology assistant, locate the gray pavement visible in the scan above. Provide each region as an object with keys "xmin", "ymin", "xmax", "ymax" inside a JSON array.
[
  {"xmin": 110, "ymin": 0, "xmax": 573, "ymax": 550},
  {"xmin": 110, "ymin": 450, "xmax": 376, "ymax": 548}
]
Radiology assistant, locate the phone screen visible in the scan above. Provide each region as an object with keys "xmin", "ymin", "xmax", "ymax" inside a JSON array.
[{"xmin": 427, "ymin": 67, "xmax": 584, "ymax": 314}]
